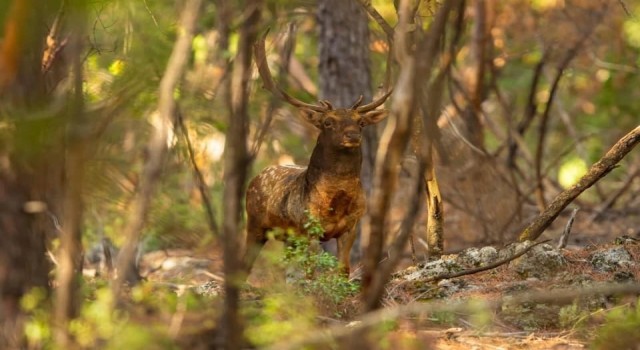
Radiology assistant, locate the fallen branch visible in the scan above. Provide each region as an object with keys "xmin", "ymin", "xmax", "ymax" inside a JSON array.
[
  {"xmin": 424, "ymin": 239, "xmax": 551, "ymax": 283},
  {"xmin": 520, "ymin": 125, "xmax": 640, "ymax": 242},
  {"xmin": 266, "ymin": 282, "xmax": 640, "ymax": 350}
]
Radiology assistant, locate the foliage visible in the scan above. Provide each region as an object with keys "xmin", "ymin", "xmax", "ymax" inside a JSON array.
[
  {"xmin": 592, "ymin": 299, "xmax": 640, "ymax": 350},
  {"xmin": 284, "ymin": 211, "xmax": 360, "ymax": 309}
]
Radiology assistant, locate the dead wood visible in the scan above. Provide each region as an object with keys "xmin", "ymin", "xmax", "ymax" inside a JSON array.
[
  {"xmin": 423, "ymin": 239, "xmax": 551, "ymax": 283},
  {"xmin": 557, "ymin": 208, "xmax": 578, "ymax": 249},
  {"xmin": 520, "ymin": 125, "xmax": 640, "ymax": 242}
]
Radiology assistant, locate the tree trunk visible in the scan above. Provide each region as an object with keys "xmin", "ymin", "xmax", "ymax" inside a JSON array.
[
  {"xmin": 317, "ymin": 0, "xmax": 373, "ymax": 263},
  {"xmin": 219, "ymin": 1, "xmax": 262, "ymax": 348},
  {"xmin": 0, "ymin": 1, "xmax": 59, "ymax": 347}
]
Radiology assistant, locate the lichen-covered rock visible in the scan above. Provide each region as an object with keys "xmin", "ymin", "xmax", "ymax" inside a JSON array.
[
  {"xmin": 193, "ymin": 280, "xmax": 223, "ymax": 297},
  {"xmin": 399, "ymin": 258, "xmax": 463, "ymax": 281},
  {"xmin": 589, "ymin": 247, "xmax": 634, "ymax": 272},
  {"xmin": 613, "ymin": 271, "xmax": 636, "ymax": 283},
  {"xmin": 457, "ymin": 246, "xmax": 498, "ymax": 267},
  {"xmin": 498, "ymin": 241, "xmax": 531, "ymax": 261},
  {"xmin": 512, "ymin": 243, "xmax": 567, "ymax": 279},
  {"xmin": 436, "ymin": 279, "xmax": 468, "ymax": 297}
]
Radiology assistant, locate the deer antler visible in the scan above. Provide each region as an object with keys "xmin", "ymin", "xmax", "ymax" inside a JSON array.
[
  {"xmin": 350, "ymin": 95, "xmax": 364, "ymax": 109},
  {"xmin": 254, "ymin": 30, "xmax": 327, "ymax": 112},
  {"xmin": 356, "ymin": 89, "xmax": 393, "ymax": 112}
]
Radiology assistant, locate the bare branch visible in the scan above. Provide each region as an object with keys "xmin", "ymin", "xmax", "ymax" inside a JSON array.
[
  {"xmin": 425, "ymin": 239, "xmax": 552, "ymax": 283},
  {"xmin": 557, "ymin": 209, "xmax": 578, "ymax": 249},
  {"xmin": 355, "ymin": 0, "xmax": 395, "ymax": 43},
  {"xmin": 520, "ymin": 125, "xmax": 640, "ymax": 241},
  {"xmin": 176, "ymin": 108, "xmax": 220, "ymax": 237}
]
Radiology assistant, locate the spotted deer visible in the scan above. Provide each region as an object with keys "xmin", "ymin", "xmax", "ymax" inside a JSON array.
[{"xmin": 244, "ymin": 35, "xmax": 392, "ymax": 276}]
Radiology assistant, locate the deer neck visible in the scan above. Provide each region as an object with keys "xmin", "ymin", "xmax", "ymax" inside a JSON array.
[{"xmin": 305, "ymin": 137, "xmax": 362, "ymax": 185}]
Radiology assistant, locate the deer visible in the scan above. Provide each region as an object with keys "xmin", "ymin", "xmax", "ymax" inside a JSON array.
[{"xmin": 243, "ymin": 35, "xmax": 393, "ymax": 277}]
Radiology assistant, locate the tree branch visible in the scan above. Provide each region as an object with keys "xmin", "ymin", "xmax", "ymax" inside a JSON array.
[{"xmin": 520, "ymin": 125, "xmax": 640, "ymax": 241}]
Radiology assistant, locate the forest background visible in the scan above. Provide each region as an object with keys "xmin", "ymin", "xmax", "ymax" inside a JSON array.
[{"xmin": 1, "ymin": 0, "xmax": 639, "ymax": 348}]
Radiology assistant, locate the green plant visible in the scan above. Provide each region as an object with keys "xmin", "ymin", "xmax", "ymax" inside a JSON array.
[
  {"xmin": 592, "ymin": 299, "xmax": 640, "ymax": 350},
  {"xmin": 276, "ymin": 212, "xmax": 359, "ymax": 314},
  {"xmin": 558, "ymin": 302, "xmax": 589, "ymax": 329},
  {"xmin": 282, "ymin": 211, "xmax": 360, "ymax": 309}
]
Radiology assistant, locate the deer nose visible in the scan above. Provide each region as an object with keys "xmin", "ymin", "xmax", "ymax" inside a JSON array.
[{"xmin": 345, "ymin": 131, "xmax": 361, "ymax": 142}]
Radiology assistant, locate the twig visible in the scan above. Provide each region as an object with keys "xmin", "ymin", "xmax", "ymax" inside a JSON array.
[
  {"xmin": 520, "ymin": 125, "xmax": 640, "ymax": 241},
  {"xmin": 424, "ymin": 239, "xmax": 551, "ymax": 283},
  {"xmin": 557, "ymin": 208, "xmax": 578, "ymax": 249},
  {"xmin": 618, "ymin": 0, "xmax": 632, "ymax": 17},
  {"xmin": 534, "ymin": 10, "xmax": 605, "ymax": 211},
  {"xmin": 589, "ymin": 166, "xmax": 640, "ymax": 222},
  {"xmin": 355, "ymin": 0, "xmax": 395, "ymax": 44},
  {"xmin": 176, "ymin": 108, "xmax": 220, "ymax": 237}
]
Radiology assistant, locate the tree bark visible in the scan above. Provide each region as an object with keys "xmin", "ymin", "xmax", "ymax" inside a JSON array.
[
  {"xmin": 317, "ymin": 0, "xmax": 373, "ymax": 263},
  {"xmin": 54, "ymin": 2, "xmax": 87, "ymax": 346},
  {"xmin": 219, "ymin": 1, "xmax": 262, "ymax": 349},
  {"xmin": 0, "ymin": 1, "xmax": 58, "ymax": 347},
  {"xmin": 362, "ymin": 0, "xmax": 457, "ymax": 312}
]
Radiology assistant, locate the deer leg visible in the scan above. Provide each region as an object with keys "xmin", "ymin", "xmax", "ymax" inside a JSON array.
[
  {"xmin": 243, "ymin": 224, "xmax": 267, "ymax": 276},
  {"xmin": 336, "ymin": 227, "xmax": 357, "ymax": 277}
]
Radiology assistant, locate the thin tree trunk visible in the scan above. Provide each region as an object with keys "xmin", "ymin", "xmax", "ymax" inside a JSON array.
[
  {"xmin": 362, "ymin": 0, "xmax": 456, "ymax": 312},
  {"xmin": 54, "ymin": 3, "xmax": 87, "ymax": 346},
  {"xmin": 317, "ymin": 0, "xmax": 373, "ymax": 262},
  {"xmin": 112, "ymin": 0, "xmax": 202, "ymax": 298},
  {"xmin": 219, "ymin": 1, "xmax": 262, "ymax": 349}
]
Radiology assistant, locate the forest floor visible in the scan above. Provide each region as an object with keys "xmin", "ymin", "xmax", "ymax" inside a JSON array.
[{"xmin": 127, "ymin": 212, "xmax": 640, "ymax": 349}]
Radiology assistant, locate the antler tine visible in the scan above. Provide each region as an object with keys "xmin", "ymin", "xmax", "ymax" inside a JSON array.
[
  {"xmin": 254, "ymin": 30, "xmax": 326, "ymax": 112},
  {"xmin": 319, "ymin": 100, "xmax": 334, "ymax": 110},
  {"xmin": 350, "ymin": 95, "xmax": 364, "ymax": 109},
  {"xmin": 356, "ymin": 89, "xmax": 394, "ymax": 112}
]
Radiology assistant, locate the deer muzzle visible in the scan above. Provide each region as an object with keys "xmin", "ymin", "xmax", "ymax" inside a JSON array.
[{"xmin": 342, "ymin": 131, "xmax": 362, "ymax": 147}]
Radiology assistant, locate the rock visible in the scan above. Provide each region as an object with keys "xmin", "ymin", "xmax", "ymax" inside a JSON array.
[
  {"xmin": 512, "ymin": 243, "xmax": 567, "ymax": 279},
  {"xmin": 193, "ymin": 280, "xmax": 223, "ymax": 297},
  {"xmin": 400, "ymin": 258, "xmax": 463, "ymax": 281},
  {"xmin": 613, "ymin": 235, "xmax": 640, "ymax": 245},
  {"xmin": 589, "ymin": 247, "xmax": 634, "ymax": 272},
  {"xmin": 498, "ymin": 241, "xmax": 530, "ymax": 261},
  {"xmin": 436, "ymin": 279, "xmax": 468, "ymax": 297},
  {"xmin": 613, "ymin": 271, "xmax": 636, "ymax": 283},
  {"xmin": 457, "ymin": 246, "xmax": 498, "ymax": 267}
]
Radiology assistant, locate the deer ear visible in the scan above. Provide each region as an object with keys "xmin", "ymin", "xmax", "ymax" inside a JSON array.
[
  {"xmin": 299, "ymin": 108, "xmax": 324, "ymax": 129},
  {"xmin": 362, "ymin": 110, "xmax": 388, "ymax": 125}
]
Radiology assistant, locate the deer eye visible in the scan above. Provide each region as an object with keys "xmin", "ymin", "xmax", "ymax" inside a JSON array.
[
  {"xmin": 358, "ymin": 120, "xmax": 367, "ymax": 128},
  {"xmin": 323, "ymin": 119, "xmax": 334, "ymax": 128}
]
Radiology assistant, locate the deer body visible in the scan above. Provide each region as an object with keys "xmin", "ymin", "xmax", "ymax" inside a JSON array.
[{"xmin": 245, "ymin": 36, "xmax": 392, "ymax": 276}]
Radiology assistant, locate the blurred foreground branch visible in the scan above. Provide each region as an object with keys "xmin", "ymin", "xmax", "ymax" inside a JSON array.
[
  {"xmin": 113, "ymin": 0, "xmax": 202, "ymax": 297},
  {"xmin": 267, "ymin": 282, "xmax": 640, "ymax": 350}
]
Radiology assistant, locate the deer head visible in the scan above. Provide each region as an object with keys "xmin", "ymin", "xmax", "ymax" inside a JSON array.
[{"xmin": 253, "ymin": 31, "xmax": 392, "ymax": 150}]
